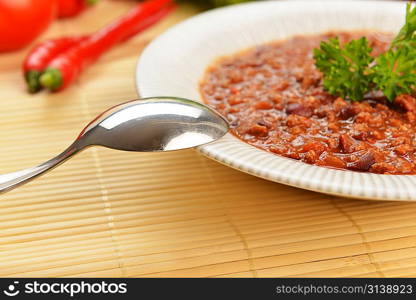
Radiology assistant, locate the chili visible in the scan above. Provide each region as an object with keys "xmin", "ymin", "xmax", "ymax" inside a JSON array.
[
  {"xmin": 40, "ymin": 0, "xmax": 175, "ymax": 91},
  {"xmin": 200, "ymin": 31, "xmax": 416, "ymax": 175},
  {"xmin": 23, "ymin": 36, "xmax": 87, "ymax": 92}
]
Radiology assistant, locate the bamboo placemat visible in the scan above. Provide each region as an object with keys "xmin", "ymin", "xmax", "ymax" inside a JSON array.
[{"xmin": 1, "ymin": 0, "xmax": 416, "ymax": 278}]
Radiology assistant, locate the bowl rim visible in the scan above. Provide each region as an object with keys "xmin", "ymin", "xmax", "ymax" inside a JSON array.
[{"xmin": 136, "ymin": 0, "xmax": 416, "ymax": 201}]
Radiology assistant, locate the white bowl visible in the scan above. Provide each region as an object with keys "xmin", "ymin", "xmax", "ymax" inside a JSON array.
[{"xmin": 136, "ymin": 0, "xmax": 416, "ymax": 201}]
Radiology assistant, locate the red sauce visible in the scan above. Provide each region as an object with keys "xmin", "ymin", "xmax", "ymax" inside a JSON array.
[{"xmin": 200, "ymin": 31, "xmax": 416, "ymax": 175}]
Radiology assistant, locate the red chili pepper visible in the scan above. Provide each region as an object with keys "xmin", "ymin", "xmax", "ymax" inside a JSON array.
[
  {"xmin": 40, "ymin": 0, "xmax": 175, "ymax": 91},
  {"xmin": 58, "ymin": 0, "xmax": 99, "ymax": 18},
  {"xmin": 23, "ymin": 36, "xmax": 88, "ymax": 93}
]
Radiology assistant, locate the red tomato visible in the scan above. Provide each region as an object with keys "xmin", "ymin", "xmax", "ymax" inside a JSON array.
[
  {"xmin": 0, "ymin": 0, "xmax": 57, "ymax": 52},
  {"xmin": 58, "ymin": 0, "xmax": 86, "ymax": 18}
]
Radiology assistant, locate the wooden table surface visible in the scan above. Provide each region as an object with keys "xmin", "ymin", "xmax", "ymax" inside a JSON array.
[{"xmin": 1, "ymin": 0, "xmax": 416, "ymax": 278}]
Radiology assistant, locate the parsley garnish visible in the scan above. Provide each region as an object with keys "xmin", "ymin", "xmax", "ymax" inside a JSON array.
[
  {"xmin": 313, "ymin": 3, "xmax": 416, "ymax": 102},
  {"xmin": 372, "ymin": 43, "xmax": 416, "ymax": 101},
  {"xmin": 313, "ymin": 37, "xmax": 374, "ymax": 101}
]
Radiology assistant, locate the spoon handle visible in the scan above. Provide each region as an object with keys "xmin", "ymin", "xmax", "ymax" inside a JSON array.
[{"xmin": 0, "ymin": 143, "xmax": 81, "ymax": 194}]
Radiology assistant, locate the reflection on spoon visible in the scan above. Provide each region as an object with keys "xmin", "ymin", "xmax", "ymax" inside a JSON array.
[{"xmin": 164, "ymin": 131, "xmax": 215, "ymax": 151}]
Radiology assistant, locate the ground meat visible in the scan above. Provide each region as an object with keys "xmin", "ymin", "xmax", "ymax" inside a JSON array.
[
  {"xmin": 285, "ymin": 103, "xmax": 313, "ymax": 117},
  {"xmin": 200, "ymin": 31, "xmax": 416, "ymax": 174},
  {"xmin": 396, "ymin": 94, "xmax": 416, "ymax": 112}
]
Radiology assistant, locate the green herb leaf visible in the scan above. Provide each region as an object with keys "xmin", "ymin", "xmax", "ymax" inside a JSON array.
[
  {"xmin": 392, "ymin": 3, "xmax": 416, "ymax": 46},
  {"xmin": 314, "ymin": 3, "xmax": 416, "ymax": 103},
  {"xmin": 372, "ymin": 42, "xmax": 416, "ymax": 101},
  {"xmin": 313, "ymin": 37, "xmax": 374, "ymax": 101},
  {"xmin": 371, "ymin": 3, "xmax": 416, "ymax": 101}
]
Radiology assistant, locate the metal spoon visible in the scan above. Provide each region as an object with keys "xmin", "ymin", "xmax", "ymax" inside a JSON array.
[{"xmin": 0, "ymin": 97, "xmax": 229, "ymax": 194}]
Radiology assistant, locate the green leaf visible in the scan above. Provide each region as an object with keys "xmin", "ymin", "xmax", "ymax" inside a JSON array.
[
  {"xmin": 392, "ymin": 3, "xmax": 416, "ymax": 46},
  {"xmin": 313, "ymin": 37, "xmax": 374, "ymax": 101},
  {"xmin": 372, "ymin": 41, "xmax": 416, "ymax": 101},
  {"xmin": 371, "ymin": 4, "xmax": 416, "ymax": 101},
  {"xmin": 314, "ymin": 3, "xmax": 416, "ymax": 103}
]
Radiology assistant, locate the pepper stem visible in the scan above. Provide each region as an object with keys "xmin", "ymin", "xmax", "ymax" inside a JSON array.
[
  {"xmin": 39, "ymin": 68, "xmax": 63, "ymax": 91},
  {"xmin": 25, "ymin": 70, "xmax": 42, "ymax": 93},
  {"xmin": 85, "ymin": 0, "xmax": 99, "ymax": 5}
]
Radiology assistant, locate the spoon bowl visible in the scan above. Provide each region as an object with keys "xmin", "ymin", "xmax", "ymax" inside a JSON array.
[
  {"xmin": 0, "ymin": 97, "xmax": 229, "ymax": 194},
  {"xmin": 78, "ymin": 97, "xmax": 229, "ymax": 152}
]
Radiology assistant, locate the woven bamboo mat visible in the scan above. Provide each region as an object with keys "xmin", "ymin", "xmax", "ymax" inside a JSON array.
[{"xmin": 1, "ymin": 0, "xmax": 416, "ymax": 278}]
